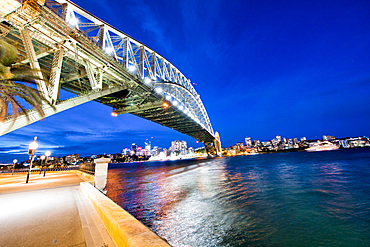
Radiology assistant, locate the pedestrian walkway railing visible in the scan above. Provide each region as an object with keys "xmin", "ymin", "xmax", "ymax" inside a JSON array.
[
  {"xmin": 78, "ymin": 163, "xmax": 95, "ymax": 176},
  {"xmin": 0, "ymin": 167, "xmax": 79, "ymax": 174},
  {"xmin": 1, "ymin": 163, "xmax": 96, "ymax": 175}
]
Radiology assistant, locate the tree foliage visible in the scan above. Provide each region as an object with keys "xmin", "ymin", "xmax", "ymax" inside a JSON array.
[{"xmin": 0, "ymin": 38, "xmax": 52, "ymax": 126}]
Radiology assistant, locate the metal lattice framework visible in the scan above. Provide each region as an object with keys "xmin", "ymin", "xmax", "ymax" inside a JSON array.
[
  {"xmin": 0, "ymin": 0, "xmax": 219, "ymax": 150},
  {"xmin": 56, "ymin": 0, "xmax": 213, "ymax": 134}
]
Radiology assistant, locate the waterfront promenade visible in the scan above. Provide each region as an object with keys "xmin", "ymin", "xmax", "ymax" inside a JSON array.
[{"xmin": 0, "ymin": 172, "xmax": 115, "ymax": 247}]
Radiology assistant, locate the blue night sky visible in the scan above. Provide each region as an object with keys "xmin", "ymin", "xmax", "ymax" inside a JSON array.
[{"xmin": 1, "ymin": 0, "xmax": 370, "ymax": 162}]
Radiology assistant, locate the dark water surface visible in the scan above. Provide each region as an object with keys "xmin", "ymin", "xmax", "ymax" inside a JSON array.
[{"xmin": 106, "ymin": 148, "xmax": 370, "ymax": 246}]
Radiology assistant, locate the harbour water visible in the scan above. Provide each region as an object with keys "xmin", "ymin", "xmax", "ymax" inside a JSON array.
[{"xmin": 106, "ymin": 148, "xmax": 370, "ymax": 246}]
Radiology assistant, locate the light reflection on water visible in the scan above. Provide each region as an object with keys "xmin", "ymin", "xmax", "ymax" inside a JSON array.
[{"xmin": 106, "ymin": 149, "xmax": 370, "ymax": 246}]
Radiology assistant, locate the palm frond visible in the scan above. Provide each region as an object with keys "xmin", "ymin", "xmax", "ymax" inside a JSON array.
[{"xmin": 0, "ymin": 38, "xmax": 55, "ymax": 127}]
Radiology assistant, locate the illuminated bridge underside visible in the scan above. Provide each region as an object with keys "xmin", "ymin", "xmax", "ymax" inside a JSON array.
[{"xmin": 0, "ymin": 0, "xmax": 219, "ymax": 149}]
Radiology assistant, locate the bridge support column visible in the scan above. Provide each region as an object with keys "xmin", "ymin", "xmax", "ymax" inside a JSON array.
[
  {"xmin": 94, "ymin": 157, "xmax": 111, "ymax": 193},
  {"xmin": 214, "ymin": 131, "xmax": 222, "ymax": 156},
  {"xmin": 49, "ymin": 46, "xmax": 64, "ymax": 103},
  {"xmin": 151, "ymin": 52, "xmax": 156, "ymax": 78},
  {"xmin": 85, "ymin": 60, "xmax": 102, "ymax": 90},
  {"xmin": 204, "ymin": 133, "xmax": 222, "ymax": 156},
  {"xmin": 160, "ymin": 58, "xmax": 166, "ymax": 80},
  {"xmin": 98, "ymin": 25, "xmax": 105, "ymax": 49},
  {"xmin": 122, "ymin": 37, "xmax": 129, "ymax": 68},
  {"xmin": 61, "ymin": 3, "xmax": 68, "ymax": 21},
  {"xmin": 204, "ymin": 141, "xmax": 216, "ymax": 157},
  {"xmin": 19, "ymin": 28, "xmax": 50, "ymax": 102},
  {"xmin": 139, "ymin": 46, "xmax": 145, "ymax": 78}
]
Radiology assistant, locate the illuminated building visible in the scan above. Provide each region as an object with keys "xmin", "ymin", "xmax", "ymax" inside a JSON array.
[
  {"xmin": 276, "ymin": 135, "xmax": 281, "ymax": 142},
  {"xmin": 245, "ymin": 137, "xmax": 252, "ymax": 148},
  {"xmin": 121, "ymin": 148, "xmax": 130, "ymax": 155},
  {"xmin": 145, "ymin": 142, "xmax": 151, "ymax": 154},
  {"xmin": 131, "ymin": 143, "xmax": 137, "ymax": 154},
  {"xmin": 171, "ymin": 140, "xmax": 187, "ymax": 155},
  {"xmin": 64, "ymin": 154, "xmax": 79, "ymax": 164}
]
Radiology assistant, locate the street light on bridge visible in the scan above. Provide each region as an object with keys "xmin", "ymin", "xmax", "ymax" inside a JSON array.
[
  {"xmin": 111, "ymin": 111, "xmax": 118, "ymax": 117},
  {"xmin": 144, "ymin": 77, "xmax": 152, "ymax": 84},
  {"xmin": 68, "ymin": 16, "xmax": 79, "ymax": 27},
  {"xmin": 128, "ymin": 65, "xmax": 136, "ymax": 72},
  {"xmin": 26, "ymin": 136, "xmax": 38, "ymax": 184}
]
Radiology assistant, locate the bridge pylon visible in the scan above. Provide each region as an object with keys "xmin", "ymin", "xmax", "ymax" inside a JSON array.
[
  {"xmin": 204, "ymin": 131, "xmax": 222, "ymax": 156},
  {"xmin": 214, "ymin": 131, "xmax": 222, "ymax": 155}
]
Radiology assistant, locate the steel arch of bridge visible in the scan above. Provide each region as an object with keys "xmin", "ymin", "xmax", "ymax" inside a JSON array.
[
  {"xmin": 51, "ymin": 0, "xmax": 213, "ymax": 135},
  {"xmin": 0, "ymin": 0, "xmax": 219, "ymax": 150}
]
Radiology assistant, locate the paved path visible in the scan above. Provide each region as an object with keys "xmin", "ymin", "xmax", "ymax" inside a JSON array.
[{"xmin": 0, "ymin": 172, "xmax": 116, "ymax": 247}]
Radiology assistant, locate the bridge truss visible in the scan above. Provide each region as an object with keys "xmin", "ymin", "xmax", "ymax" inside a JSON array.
[{"xmin": 0, "ymin": 0, "xmax": 220, "ymax": 154}]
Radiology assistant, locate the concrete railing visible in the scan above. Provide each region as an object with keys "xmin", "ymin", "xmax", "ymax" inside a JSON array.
[
  {"xmin": 80, "ymin": 182, "xmax": 170, "ymax": 247},
  {"xmin": 71, "ymin": 170, "xmax": 94, "ymax": 182}
]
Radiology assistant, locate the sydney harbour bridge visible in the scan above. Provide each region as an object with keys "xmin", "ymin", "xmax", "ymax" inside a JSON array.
[{"xmin": 0, "ymin": 0, "xmax": 221, "ymax": 155}]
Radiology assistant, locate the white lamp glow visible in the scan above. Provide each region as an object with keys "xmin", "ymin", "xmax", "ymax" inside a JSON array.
[
  {"xmin": 68, "ymin": 17, "xmax": 79, "ymax": 27},
  {"xmin": 144, "ymin": 77, "xmax": 151, "ymax": 84},
  {"xmin": 128, "ymin": 65, "xmax": 136, "ymax": 72},
  {"xmin": 105, "ymin": 47, "xmax": 114, "ymax": 54}
]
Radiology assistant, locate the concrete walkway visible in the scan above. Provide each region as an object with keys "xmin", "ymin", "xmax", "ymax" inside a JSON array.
[{"xmin": 0, "ymin": 172, "xmax": 116, "ymax": 247}]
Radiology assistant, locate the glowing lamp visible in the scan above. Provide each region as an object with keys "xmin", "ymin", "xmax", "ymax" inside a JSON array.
[
  {"xmin": 68, "ymin": 17, "xmax": 79, "ymax": 27},
  {"xmin": 128, "ymin": 65, "xmax": 136, "ymax": 72},
  {"xmin": 105, "ymin": 47, "xmax": 115, "ymax": 54},
  {"xmin": 12, "ymin": 159, "xmax": 17, "ymax": 175},
  {"xmin": 28, "ymin": 137, "xmax": 38, "ymax": 155},
  {"xmin": 144, "ymin": 77, "xmax": 151, "ymax": 84}
]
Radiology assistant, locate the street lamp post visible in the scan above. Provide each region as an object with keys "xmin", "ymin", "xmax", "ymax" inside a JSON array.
[
  {"xmin": 26, "ymin": 136, "xmax": 38, "ymax": 184},
  {"xmin": 12, "ymin": 159, "xmax": 17, "ymax": 175},
  {"xmin": 39, "ymin": 155, "xmax": 45, "ymax": 175},
  {"xmin": 44, "ymin": 151, "xmax": 51, "ymax": 177}
]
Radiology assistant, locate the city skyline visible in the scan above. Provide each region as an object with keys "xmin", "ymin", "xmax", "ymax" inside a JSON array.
[{"xmin": 1, "ymin": 0, "xmax": 370, "ymax": 162}]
